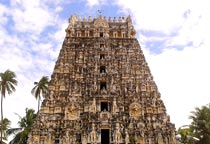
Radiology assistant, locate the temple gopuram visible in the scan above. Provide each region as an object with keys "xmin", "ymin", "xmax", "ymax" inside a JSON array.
[{"xmin": 28, "ymin": 14, "xmax": 177, "ymax": 144}]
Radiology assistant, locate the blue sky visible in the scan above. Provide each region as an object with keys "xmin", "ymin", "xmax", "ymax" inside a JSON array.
[{"xmin": 1, "ymin": 0, "xmax": 210, "ymax": 140}]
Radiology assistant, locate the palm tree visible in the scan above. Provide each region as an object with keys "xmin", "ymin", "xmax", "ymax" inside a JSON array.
[
  {"xmin": 0, "ymin": 70, "xmax": 18, "ymax": 143},
  {"xmin": 189, "ymin": 105, "xmax": 210, "ymax": 143},
  {"xmin": 0, "ymin": 118, "xmax": 11, "ymax": 141},
  {"xmin": 9, "ymin": 108, "xmax": 37, "ymax": 144},
  {"xmin": 31, "ymin": 76, "xmax": 49, "ymax": 112},
  {"xmin": 177, "ymin": 126, "xmax": 195, "ymax": 144}
]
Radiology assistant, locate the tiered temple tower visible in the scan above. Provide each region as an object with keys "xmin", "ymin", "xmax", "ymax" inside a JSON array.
[{"xmin": 28, "ymin": 14, "xmax": 177, "ymax": 144}]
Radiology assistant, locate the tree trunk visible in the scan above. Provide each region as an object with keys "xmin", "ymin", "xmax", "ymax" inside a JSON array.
[
  {"xmin": 1, "ymin": 94, "xmax": 3, "ymax": 143},
  {"xmin": 38, "ymin": 96, "xmax": 40, "ymax": 113}
]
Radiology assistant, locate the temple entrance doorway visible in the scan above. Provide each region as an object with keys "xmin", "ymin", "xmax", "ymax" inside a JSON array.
[{"xmin": 101, "ymin": 129, "xmax": 110, "ymax": 144}]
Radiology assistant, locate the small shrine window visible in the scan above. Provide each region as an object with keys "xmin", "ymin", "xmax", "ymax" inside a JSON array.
[
  {"xmin": 55, "ymin": 139, "xmax": 60, "ymax": 144},
  {"xmin": 100, "ymin": 54, "xmax": 105, "ymax": 59},
  {"xmin": 89, "ymin": 30, "xmax": 93, "ymax": 37},
  {"xmin": 101, "ymin": 101, "xmax": 108, "ymax": 111},
  {"xmin": 122, "ymin": 33, "xmax": 125, "ymax": 38},
  {"xmin": 100, "ymin": 32, "xmax": 104, "ymax": 37},
  {"xmin": 100, "ymin": 66, "xmax": 106, "ymax": 73},
  {"xmin": 100, "ymin": 44, "xmax": 104, "ymax": 48},
  {"xmin": 114, "ymin": 32, "xmax": 117, "ymax": 38},
  {"xmin": 100, "ymin": 81, "xmax": 106, "ymax": 90}
]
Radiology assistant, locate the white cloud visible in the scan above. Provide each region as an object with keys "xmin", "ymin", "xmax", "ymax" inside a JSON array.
[
  {"xmin": 143, "ymin": 42, "xmax": 210, "ymax": 128},
  {"xmin": 85, "ymin": 0, "xmax": 107, "ymax": 7},
  {"xmin": 0, "ymin": 1, "xmax": 65, "ymax": 138},
  {"xmin": 50, "ymin": 20, "xmax": 68, "ymax": 43},
  {"xmin": 8, "ymin": 0, "xmax": 65, "ymax": 35},
  {"xmin": 55, "ymin": 6, "xmax": 63, "ymax": 13},
  {"xmin": 11, "ymin": 6, "xmax": 53, "ymax": 34},
  {"xmin": 116, "ymin": 0, "xmax": 210, "ymax": 128},
  {"xmin": 115, "ymin": 0, "xmax": 210, "ymax": 34},
  {"xmin": 166, "ymin": 8, "xmax": 210, "ymax": 48},
  {"xmin": 0, "ymin": 3, "xmax": 9, "ymax": 25},
  {"xmin": 86, "ymin": 0, "xmax": 100, "ymax": 6}
]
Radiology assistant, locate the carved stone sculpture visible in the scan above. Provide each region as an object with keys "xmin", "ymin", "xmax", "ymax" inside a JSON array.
[
  {"xmin": 46, "ymin": 133, "xmax": 53, "ymax": 144},
  {"xmin": 28, "ymin": 14, "xmax": 177, "ymax": 144},
  {"xmin": 129, "ymin": 102, "xmax": 141, "ymax": 118},
  {"xmin": 90, "ymin": 124, "xmax": 97, "ymax": 143},
  {"xmin": 125, "ymin": 129, "xmax": 130, "ymax": 144},
  {"xmin": 115, "ymin": 123, "xmax": 122, "ymax": 143},
  {"xmin": 82, "ymin": 134, "xmax": 87, "ymax": 144},
  {"xmin": 112, "ymin": 98, "xmax": 118, "ymax": 113},
  {"xmin": 157, "ymin": 133, "xmax": 164, "ymax": 144},
  {"xmin": 65, "ymin": 103, "xmax": 79, "ymax": 120},
  {"xmin": 89, "ymin": 98, "xmax": 96, "ymax": 113}
]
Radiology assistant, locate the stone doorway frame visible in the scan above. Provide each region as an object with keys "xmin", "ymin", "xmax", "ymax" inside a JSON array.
[{"xmin": 101, "ymin": 129, "xmax": 110, "ymax": 144}]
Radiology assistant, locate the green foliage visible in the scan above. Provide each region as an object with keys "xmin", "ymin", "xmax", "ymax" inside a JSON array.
[
  {"xmin": 177, "ymin": 105, "xmax": 210, "ymax": 144},
  {"xmin": 189, "ymin": 105, "xmax": 210, "ymax": 144},
  {"xmin": 0, "ymin": 69, "xmax": 18, "ymax": 143},
  {"xmin": 0, "ymin": 70, "xmax": 18, "ymax": 97},
  {"xmin": 31, "ymin": 76, "xmax": 49, "ymax": 112},
  {"xmin": 177, "ymin": 127, "xmax": 195, "ymax": 144},
  {"xmin": 9, "ymin": 108, "xmax": 37, "ymax": 144},
  {"xmin": 0, "ymin": 118, "xmax": 11, "ymax": 140}
]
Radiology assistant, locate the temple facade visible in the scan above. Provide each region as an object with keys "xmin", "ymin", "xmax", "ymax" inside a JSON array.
[{"xmin": 28, "ymin": 14, "xmax": 177, "ymax": 144}]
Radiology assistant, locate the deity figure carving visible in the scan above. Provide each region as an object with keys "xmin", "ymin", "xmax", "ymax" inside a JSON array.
[
  {"xmin": 46, "ymin": 133, "xmax": 53, "ymax": 144},
  {"xmin": 89, "ymin": 123, "xmax": 97, "ymax": 143},
  {"xmin": 125, "ymin": 129, "xmax": 130, "ymax": 144},
  {"xmin": 72, "ymin": 82, "xmax": 79, "ymax": 93},
  {"xmin": 129, "ymin": 103, "xmax": 141, "ymax": 118},
  {"xmin": 62, "ymin": 131, "xmax": 70, "ymax": 144},
  {"xmin": 115, "ymin": 123, "xmax": 122, "ymax": 144},
  {"xmin": 150, "ymin": 95, "xmax": 155, "ymax": 105},
  {"xmin": 82, "ymin": 134, "xmax": 87, "ymax": 144},
  {"xmin": 112, "ymin": 98, "xmax": 118, "ymax": 113},
  {"xmin": 89, "ymin": 98, "xmax": 96, "ymax": 113},
  {"xmin": 93, "ymin": 81, "xmax": 97, "ymax": 91},
  {"xmin": 111, "ymin": 84, "xmax": 117, "ymax": 94},
  {"xmin": 65, "ymin": 103, "xmax": 79, "ymax": 120},
  {"xmin": 157, "ymin": 133, "xmax": 164, "ymax": 144},
  {"xmin": 49, "ymin": 91, "xmax": 54, "ymax": 100}
]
